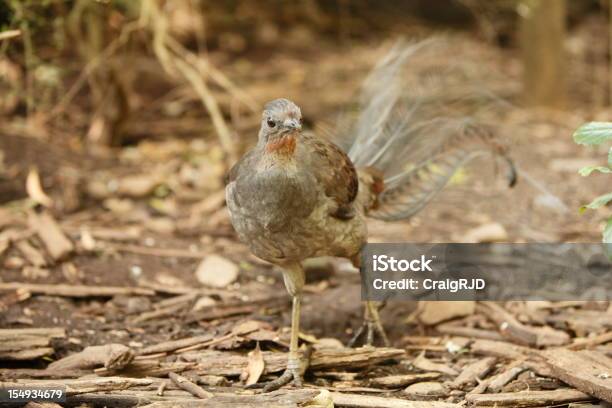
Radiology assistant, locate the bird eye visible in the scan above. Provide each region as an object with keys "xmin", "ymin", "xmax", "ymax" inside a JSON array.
[{"xmin": 267, "ymin": 119, "xmax": 276, "ymax": 128}]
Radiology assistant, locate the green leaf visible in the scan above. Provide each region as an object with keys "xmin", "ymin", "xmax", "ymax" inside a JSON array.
[
  {"xmin": 604, "ymin": 218, "xmax": 612, "ymax": 260},
  {"xmin": 581, "ymin": 192, "xmax": 612, "ymax": 212},
  {"xmin": 608, "ymin": 147, "xmax": 612, "ymax": 168},
  {"xmin": 579, "ymin": 166, "xmax": 612, "ymax": 176},
  {"xmin": 605, "ymin": 218, "xmax": 612, "ymax": 243},
  {"xmin": 573, "ymin": 122, "xmax": 612, "ymax": 146}
]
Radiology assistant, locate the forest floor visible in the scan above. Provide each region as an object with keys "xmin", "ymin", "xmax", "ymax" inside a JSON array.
[{"xmin": 1, "ymin": 25, "xmax": 611, "ymax": 408}]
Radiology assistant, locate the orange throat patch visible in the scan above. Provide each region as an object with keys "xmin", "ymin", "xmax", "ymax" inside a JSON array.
[{"xmin": 265, "ymin": 134, "xmax": 297, "ymax": 157}]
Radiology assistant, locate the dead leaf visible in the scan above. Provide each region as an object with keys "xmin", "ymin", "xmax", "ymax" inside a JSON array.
[
  {"xmin": 80, "ymin": 228, "xmax": 96, "ymax": 251},
  {"xmin": 245, "ymin": 342, "xmax": 265, "ymax": 386},
  {"xmin": 117, "ymin": 174, "xmax": 161, "ymax": 197},
  {"xmin": 463, "ymin": 222, "xmax": 508, "ymax": 243},
  {"xmin": 413, "ymin": 352, "xmax": 459, "ymax": 376},
  {"xmin": 26, "ymin": 167, "xmax": 53, "ymax": 207},
  {"xmin": 303, "ymin": 389, "xmax": 334, "ymax": 408},
  {"xmin": 192, "ymin": 296, "xmax": 216, "ymax": 311},
  {"xmin": 196, "ymin": 254, "xmax": 238, "ymax": 288},
  {"xmin": 232, "ymin": 320, "xmax": 266, "ymax": 336},
  {"xmin": 417, "ymin": 301, "xmax": 475, "ymax": 325}
]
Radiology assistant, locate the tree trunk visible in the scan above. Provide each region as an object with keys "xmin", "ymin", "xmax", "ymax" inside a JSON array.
[{"xmin": 520, "ymin": 0, "xmax": 567, "ymax": 108}]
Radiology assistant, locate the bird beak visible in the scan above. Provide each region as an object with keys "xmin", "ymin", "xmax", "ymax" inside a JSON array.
[{"xmin": 283, "ymin": 118, "xmax": 301, "ymax": 131}]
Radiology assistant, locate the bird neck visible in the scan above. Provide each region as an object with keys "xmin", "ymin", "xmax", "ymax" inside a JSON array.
[{"xmin": 264, "ymin": 134, "xmax": 297, "ymax": 157}]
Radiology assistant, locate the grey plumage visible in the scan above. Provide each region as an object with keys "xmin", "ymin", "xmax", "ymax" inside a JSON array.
[{"xmin": 224, "ymin": 39, "xmax": 517, "ymax": 390}]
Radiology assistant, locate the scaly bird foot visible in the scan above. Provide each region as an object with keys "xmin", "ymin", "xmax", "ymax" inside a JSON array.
[
  {"xmin": 348, "ymin": 301, "xmax": 390, "ymax": 347},
  {"xmin": 261, "ymin": 365, "xmax": 303, "ymax": 392},
  {"xmin": 247, "ymin": 348, "xmax": 311, "ymax": 392}
]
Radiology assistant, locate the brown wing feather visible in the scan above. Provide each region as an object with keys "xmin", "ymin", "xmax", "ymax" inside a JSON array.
[{"xmin": 301, "ymin": 134, "xmax": 358, "ymax": 219}]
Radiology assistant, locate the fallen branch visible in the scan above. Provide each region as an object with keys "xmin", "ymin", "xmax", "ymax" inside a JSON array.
[
  {"xmin": 0, "ymin": 289, "xmax": 31, "ymax": 312},
  {"xmin": 107, "ymin": 243, "xmax": 209, "ymax": 259},
  {"xmin": 0, "ymin": 29, "xmax": 21, "ymax": 41},
  {"xmin": 329, "ymin": 392, "xmax": 459, "ymax": 407},
  {"xmin": 487, "ymin": 362, "xmax": 528, "ymax": 393},
  {"xmin": 369, "ymin": 373, "xmax": 441, "ymax": 389},
  {"xmin": 542, "ymin": 348, "xmax": 612, "ymax": 403},
  {"xmin": 568, "ymin": 331, "xmax": 612, "ymax": 350},
  {"xmin": 15, "ymin": 240, "xmax": 47, "ymax": 267},
  {"xmin": 74, "ymin": 388, "xmax": 320, "ymax": 408},
  {"xmin": 28, "ymin": 211, "xmax": 74, "ymax": 261},
  {"xmin": 136, "ymin": 334, "xmax": 214, "ymax": 356},
  {"xmin": 477, "ymin": 302, "xmax": 569, "ymax": 347},
  {"xmin": 0, "ymin": 283, "xmax": 155, "ymax": 297},
  {"xmin": 4, "ymin": 377, "xmax": 153, "ymax": 395},
  {"xmin": 470, "ymin": 339, "xmax": 535, "ymax": 360},
  {"xmin": 168, "ymin": 372, "xmax": 213, "ymax": 399},
  {"xmin": 0, "ymin": 328, "xmax": 65, "ymax": 360},
  {"xmin": 449, "ymin": 357, "xmax": 496, "ymax": 389},
  {"xmin": 179, "ymin": 347, "xmax": 405, "ymax": 377},
  {"xmin": 48, "ymin": 344, "xmax": 134, "ymax": 371},
  {"xmin": 466, "ymin": 389, "xmax": 593, "ymax": 407},
  {"xmin": 95, "ymin": 361, "xmax": 196, "ymax": 377}
]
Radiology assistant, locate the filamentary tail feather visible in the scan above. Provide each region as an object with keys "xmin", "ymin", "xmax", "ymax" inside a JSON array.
[{"xmin": 343, "ymin": 39, "xmax": 516, "ymax": 221}]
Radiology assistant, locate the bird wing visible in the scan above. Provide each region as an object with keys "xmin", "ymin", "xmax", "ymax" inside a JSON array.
[
  {"xmin": 225, "ymin": 148, "xmax": 258, "ymax": 185},
  {"xmin": 301, "ymin": 133, "xmax": 359, "ymax": 219}
]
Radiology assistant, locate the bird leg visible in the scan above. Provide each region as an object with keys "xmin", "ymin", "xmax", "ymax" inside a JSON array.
[
  {"xmin": 259, "ymin": 263, "xmax": 308, "ymax": 392},
  {"xmin": 347, "ymin": 253, "xmax": 390, "ymax": 347},
  {"xmin": 348, "ymin": 300, "xmax": 390, "ymax": 347}
]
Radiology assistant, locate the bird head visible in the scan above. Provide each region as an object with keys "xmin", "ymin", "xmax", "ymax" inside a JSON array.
[{"xmin": 258, "ymin": 98, "xmax": 302, "ymax": 144}]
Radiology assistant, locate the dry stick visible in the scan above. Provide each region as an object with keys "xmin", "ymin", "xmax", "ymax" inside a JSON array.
[
  {"xmin": 48, "ymin": 344, "xmax": 134, "ymax": 371},
  {"xmin": 15, "ymin": 240, "xmax": 47, "ymax": 267},
  {"xmin": 166, "ymin": 37, "xmax": 259, "ymax": 112},
  {"xmin": 28, "ymin": 211, "xmax": 74, "ymax": 261},
  {"xmin": 0, "ymin": 328, "xmax": 66, "ymax": 360},
  {"xmin": 449, "ymin": 357, "xmax": 497, "ymax": 389},
  {"xmin": 466, "ymin": 389, "xmax": 593, "ymax": 407},
  {"xmin": 487, "ymin": 363, "xmax": 528, "ymax": 393},
  {"xmin": 436, "ymin": 323, "xmax": 504, "ymax": 341},
  {"xmin": 467, "ymin": 359, "xmax": 526, "ymax": 395},
  {"xmin": 0, "ymin": 289, "xmax": 31, "ymax": 312},
  {"xmin": 174, "ymin": 58, "xmax": 235, "ymax": 159},
  {"xmin": 156, "ymin": 381, "xmax": 166, "ymax": 396},
  {"xmin": 329, "ymin": 392, "xmax": 459, "ymax": 408},
  {"xmin": 369, "ymin": 373, "xmax": 441, "ymax": 389},
  {"xmin": 94, "ymin": 361, "xmax": 195, "ymax": 377},
  {"xmin": 106, "ymin": 242, "xmax": 208, "ymax": 259},
  {"xmin": 542, "ymin": 348, "xmax": 612, "ymax": 403},
  {"xmin": 49, "ymin": 21, "xmax": 140, "ymax": 118},
  {"xmin": 72, "ymin": 388, "xmax": 319, "ymax": 408},
  {"xmin": 178, "ymin": 347, "xmax": 405, "ymax": 377},
  {"xmin": 143, "ymin": 1, "xmax": 235, "ymax": 159},
  {"xmin": 0, "ymin": 30, "xmax": 21, "ymax": 41},
  {"xmin": 175, "ymin": 332, "xmax": 236, "ymax": 354},
  {"xmin": 131, "ymin": 302, "xmax": 189, "ymax": 324},
  {"xmin": 0, "ymin": 283, "xmax": 154, "ymax": 297},
  {"xmin": 568, "ymin": 331, "xmax": 612, "ymax": 350},
  {"xmin": 168, "ymin": 372, "xmax": 213, "ymax": 399},
  {"xmin": 0, "ymin": 368, "xmax": 84, "ymax": 379},
  {"xmin": 136, "ymin": 334, "xmax": 214, "ymax": 356},
  {"xmin": 3, "ymin": 377, "xmax": 153, "ymax": 395},
  {"xmin": 477, "ymin": 302, "xmax": 569, "ymax": 347}
]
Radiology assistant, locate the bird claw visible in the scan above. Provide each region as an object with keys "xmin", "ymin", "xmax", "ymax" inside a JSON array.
[
  {"xmin": 348, "ymin": 301, "xmax": 389, "ymax": 348},
  {"xmin": 347, "ymin": 317, "xmax": 390, "ymax": 348},
  {"xmin": 259, "ymin": 366, "xmax": 303, "ymax": 392},
  {"xmin": 247, "ymin": 349, "xmax": 310, "ymax": 393}
]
